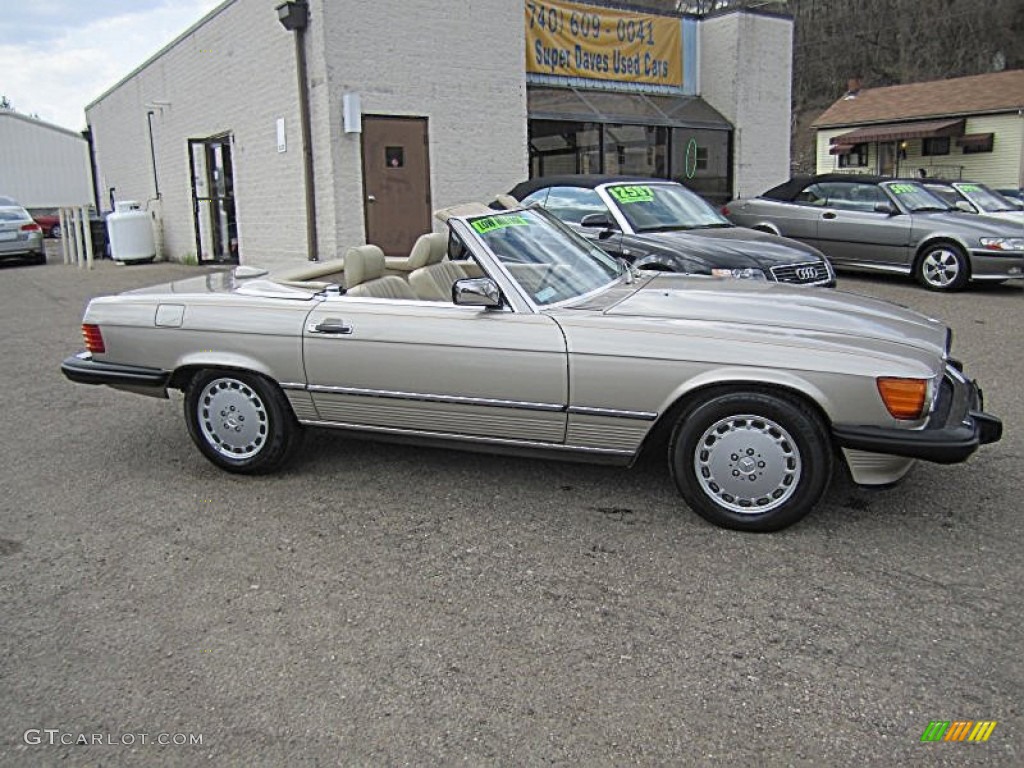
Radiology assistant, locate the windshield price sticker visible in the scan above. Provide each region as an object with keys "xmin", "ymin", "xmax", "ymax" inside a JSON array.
[
  {"xmin": 888, "ymin": 183, "xmax": 917, "ymax": 195},
  {"xmin": 609, "ymin": 185, "xmax": 654, "ymax": 204},
  {"xmin": 960, "ymin": 184, "xmax": 980, "ymax": 192},
  {"xmin": 471, "ymin": 214, "xmax": 531, "ymax": 234}
]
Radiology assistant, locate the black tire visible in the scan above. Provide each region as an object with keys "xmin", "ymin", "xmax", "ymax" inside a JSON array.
[
  {"xmin": 669, "ymin": 391, "xmax": 832, "ymax": 532},
  {"xmin": 915, "ymin": 243, "xmax": 969, "ymax": 292},
  {"xmin": 184, "ymin": 370, "xmax": 301, "ymax": 474},
  {"xmin": 32, "ymin": 252, "xmax": 46, "ymax": 265}
]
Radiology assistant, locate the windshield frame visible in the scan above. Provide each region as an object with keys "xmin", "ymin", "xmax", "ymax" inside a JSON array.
[
  {"xmin": 458, "ymin": 207, "xmax": 629, "ymax": 312},
  {"xmin": 597, "ymin": 181, "xmax": 732, "ymax": 234}
]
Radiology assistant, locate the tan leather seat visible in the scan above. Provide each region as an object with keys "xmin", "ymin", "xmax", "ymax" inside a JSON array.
[
  {"xmin": 410, "ymin": 260, "xmax": 469, "ymax": 301},
  {"xmin": 384, "ymin": 232, "xmax": 447, "ymax": 275},
  {"xmin": 406, "ymin": 233, "xmax": 470, "ymax": 301},
  {"xmin": 344, "ymin": 245, "xmax": 417, "ymax": 299}
]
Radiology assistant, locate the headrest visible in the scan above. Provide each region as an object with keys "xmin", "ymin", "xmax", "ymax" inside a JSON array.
[
  {"xmin": 344, "ymin": 245, "xmax": 385, "ymax": 287},
  {"xmin": 406, "ymin": 232, "xmax": 447, "ymax": 270}
]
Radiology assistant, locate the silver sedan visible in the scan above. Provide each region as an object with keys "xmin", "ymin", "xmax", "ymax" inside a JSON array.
[{"xmin": 723, "ymin": 175, "xmax": 1024, "ymax": 291}]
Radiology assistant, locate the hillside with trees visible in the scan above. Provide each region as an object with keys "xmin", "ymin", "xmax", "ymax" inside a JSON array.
[{"xmin": 625, "ymin": 0, "xmax": 1024, "ymax": 172}]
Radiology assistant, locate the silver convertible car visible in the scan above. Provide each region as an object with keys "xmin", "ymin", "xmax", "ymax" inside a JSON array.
[
  {"xmin": 723, "ymin": 175, "xmax": 1024, "ymax": 291},
  {"xmin": 62, "ymin": 204, "xmax": 1001, "ymax": 532}
]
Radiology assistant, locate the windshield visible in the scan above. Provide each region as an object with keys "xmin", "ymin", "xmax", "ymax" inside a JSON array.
[
  {"xmin": 882, "ymin": 182, "xmax": 953, "ymax": 212},
  {"xmin": 604, "ymin": 183, "xmax": 730, "ymax": 232},
  {"xmin": 956, "ymin": 183, "xmax": 1018, "ymax": 213},
  {"xmin": 466, "ymin": 209, "xmax": 622, "ymax": 306}
]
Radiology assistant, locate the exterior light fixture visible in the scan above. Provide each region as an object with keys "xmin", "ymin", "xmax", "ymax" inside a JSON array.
[{"xmin": 276, "ymin": 1, "xmax": 308, "ymax": 31}]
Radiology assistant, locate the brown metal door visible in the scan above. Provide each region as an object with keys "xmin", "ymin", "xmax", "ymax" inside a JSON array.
[{"xmin": 361, "ymin": 116, "xmax": 431, "ymax": 256}]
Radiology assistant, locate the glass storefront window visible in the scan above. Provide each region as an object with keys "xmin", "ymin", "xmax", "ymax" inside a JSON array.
[
  {"xmin": 602, "ymin": 124, "xmax": 669, "ymax": 177},
  {"xmin": 670, "ymin": 128, "xmax": 730, "ymax": 204},
  {"xmin": 529, "ymin": 121, "xmax": 601, "ymax": 177}
]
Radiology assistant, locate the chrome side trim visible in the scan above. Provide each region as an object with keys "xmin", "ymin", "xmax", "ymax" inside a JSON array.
[
  {"xmin": 296, "ymin": 419, "xmax": 635, "ymax": 456},
  {"xmin": 279, "ymin": 382, "xmax": 307, "ymax": 391},
  {"xmin": 306, "ymin": 384, "xmax": 565, "ymax": 412},
  {"xmin": 568, "ymin": 406, "xmax": 658, "ymax": 421}
]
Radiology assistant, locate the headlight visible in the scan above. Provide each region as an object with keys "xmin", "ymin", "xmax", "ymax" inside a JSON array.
[
  {"xmin": 980, "ymin": 237, "xmax": 1024, "ymax": 251},
  {"xmin": 711, "ymin": 267, "xmax": 767, "ymax": 280}
]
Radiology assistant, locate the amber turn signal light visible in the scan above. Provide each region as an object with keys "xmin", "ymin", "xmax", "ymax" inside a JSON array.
[{"xmin": 876, "ymin": 377, "xmax": 928, "ymax": 420}]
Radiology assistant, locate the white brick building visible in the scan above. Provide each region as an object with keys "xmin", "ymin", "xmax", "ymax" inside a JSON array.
[{"xmin": 85, "ymin": 0, "xmax": 793, "ymax": 267}]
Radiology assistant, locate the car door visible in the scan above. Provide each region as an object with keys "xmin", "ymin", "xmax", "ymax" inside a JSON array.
[
  {"xmin": 302, "ymin": 296, "xmax": 568, "ymax": 443},
  {"xmin": 757, "ymin": 183, "xmax": 829, "ymax": 250},
  {"xmin": 815, "ymin": 181, "xmax": 912, "ymax": 268}
]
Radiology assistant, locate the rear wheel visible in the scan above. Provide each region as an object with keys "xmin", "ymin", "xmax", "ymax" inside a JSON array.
[
  {"xmin": 915, "ymin": 243, "xmax": 969, "ymax": 291},
  {"xmin": 184, "ymin": 370, "xmax": 300, "ymax": 474},
  {"xmin": 669, "ymin": 391, "xmax": 832, "ymax": 532}
]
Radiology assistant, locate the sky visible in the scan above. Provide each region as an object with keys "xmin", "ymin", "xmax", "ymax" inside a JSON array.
[{"xmin": 0, "ymin": 0, "xmax": 223, "ymax": 132}]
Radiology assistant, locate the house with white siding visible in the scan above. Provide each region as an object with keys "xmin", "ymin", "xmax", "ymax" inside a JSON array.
[{"xmin": 813, "ymin": 70, "xmax": 1024, "ymax": 190}]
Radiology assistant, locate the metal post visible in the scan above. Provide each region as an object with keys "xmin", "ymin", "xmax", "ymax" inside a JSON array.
[
  {"xmin": 82, "ymin": 206, "xmax": 94, "ymax": 269},
  {"xmin": 73, "ymin": 208, "xmax": 85, "ymax": 267},
  {"xmin": 59, "ymin": 208, "xmax": 70, "ymax": 264}
]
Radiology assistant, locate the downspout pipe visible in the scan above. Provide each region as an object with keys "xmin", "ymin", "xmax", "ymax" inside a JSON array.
[
  {"xmin": 278, "ymin": 0, "xmax": 318, "ymax": 261},
  {"xmin": 146, "ymin": 110, "xmax": 161, "ymax": 199}
]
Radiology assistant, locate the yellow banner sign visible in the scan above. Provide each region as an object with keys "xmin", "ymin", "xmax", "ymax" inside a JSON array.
[{"xmin": 525, "ymin": 0, "xmax": 683, "ymax": 87}]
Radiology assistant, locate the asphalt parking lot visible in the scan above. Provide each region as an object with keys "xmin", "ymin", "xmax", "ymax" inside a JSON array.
[{"xmin": 1, "ymin": 248, "xmax": 1021, "ymax": 766}]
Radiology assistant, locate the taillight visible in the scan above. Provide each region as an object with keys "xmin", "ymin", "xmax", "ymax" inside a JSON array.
[
  {"xmin": 82, "ymin": 324, "xmax": 105, "ymax": 354},
  {"xmin": 21, "ymin": 222, "xmax": 41, "ymax": 232},
  {"xmin": 877, "ymin": 377, "xmax": 927, "ymax": 420},
  {"xmin": 720, "ymin": 205, "xmax": 730, "ymax": 216}
]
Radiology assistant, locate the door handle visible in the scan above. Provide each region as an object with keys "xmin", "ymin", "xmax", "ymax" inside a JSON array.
[
  {"xmin": 307, "ymin": 318, "xmax": 353, "ymax": 335},
  {"xmin": 367, "ymin": 194, "xmax": 376, "ymax": 203},
  {"xmin": 822, "ymin": 212, "xmax": 837, "ymax": 220}
]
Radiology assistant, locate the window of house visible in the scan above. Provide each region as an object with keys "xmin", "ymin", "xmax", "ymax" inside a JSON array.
[
  {"xmin": 961, "ymin": 135, "xmax": 994, "ymax": 154},
  {"xmin": 838, "ymin": 143, "xmax": 868, "ymax": 168},
  {"xmin": 922, "ymin": 137, "xmax": 950, "ymax": 156}
]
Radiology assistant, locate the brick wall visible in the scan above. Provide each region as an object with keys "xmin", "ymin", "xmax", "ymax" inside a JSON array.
[
  {"xmin": 699, "ymin": 12, "xmax": 793, "ymax": 199},
  {"xmin": 87, "ymin": 0, "xmax": 307, "ymax": 267}
]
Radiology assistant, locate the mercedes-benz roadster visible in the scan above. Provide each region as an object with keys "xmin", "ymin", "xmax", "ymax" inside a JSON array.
[{"xmin": 61, "ymin": 204, "xmax": 1002, "ymax": 532}]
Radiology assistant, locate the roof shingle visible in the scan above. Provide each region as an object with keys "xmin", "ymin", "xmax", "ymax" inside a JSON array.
[{"xmin": 813, "ymin": 70, "xmax": 1024, "ymax": 128}]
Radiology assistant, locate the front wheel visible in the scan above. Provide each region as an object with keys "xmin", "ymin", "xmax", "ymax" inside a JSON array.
[
  {"xmin": 669, "ymin": 391, "xmax": 832, "ymax": 532},
  {"xmin": 184, "ymin": 370, "xmax": 301, "ymax": 474},
  {"xmin": 915, "ymin": 243, "xmax": 969, "ymax": 291}
]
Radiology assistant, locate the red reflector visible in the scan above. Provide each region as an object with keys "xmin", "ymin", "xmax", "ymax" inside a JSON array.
[
  {"xmin": 82, "ymin": 324, "xmax": 105, "ymax": 354},
  {"xmin": 21, "ymin": 222, "xmax": 41, "ymax": 231}
]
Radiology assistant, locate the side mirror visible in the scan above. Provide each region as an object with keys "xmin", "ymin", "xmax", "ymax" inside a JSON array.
[
  {"xmin": 452, "ymin": 277, "xmax": 502, "ymax": 308},
  {"xmin": 954, "ymin": 200, "xmax": 976, "ymax": 214},
  {"xmin": 873, "ymin": 202, "xmax": 898, "ymax": 215},
  {"xmin": 580, "ymin": 213, "xmax": 616, "ymax": 230}
]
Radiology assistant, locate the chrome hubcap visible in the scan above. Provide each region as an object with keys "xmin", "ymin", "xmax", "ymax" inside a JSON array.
[
  {"xmin": 922, "ymin": 249, "xmax": 960, "ymax": 287},
  {"xmin": 694, "ymin": 414, "xmax": 801, "ymax": 515},
  {"xmin": 198, "ymin": 378, "xmax": 268, "ymax": 459}
]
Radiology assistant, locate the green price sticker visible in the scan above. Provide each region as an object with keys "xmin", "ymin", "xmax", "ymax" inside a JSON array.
[
  {"xmin": 471, "ymin": 214, "xmax": 530, "ymax": 234},
  {"xmin": 960, "ymin": 184, "xmax": 980, "ymax": 192},
  {"xmin": 609, "ymin": 185, "xmax": 655, "ymax": 204},
  {"xmin": 888, "ymin": 183, "xmax": 916, "ymax": 195}
]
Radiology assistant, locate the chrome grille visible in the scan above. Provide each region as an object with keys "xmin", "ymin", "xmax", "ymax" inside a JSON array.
[{"xmin": 770, "ymin": 261, "xmax": 831, "ymax": 285}]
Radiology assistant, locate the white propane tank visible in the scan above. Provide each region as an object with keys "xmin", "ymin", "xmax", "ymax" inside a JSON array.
[{"xmin": 107, "ymin": 201, "xmax": 155, "ymax": 263}]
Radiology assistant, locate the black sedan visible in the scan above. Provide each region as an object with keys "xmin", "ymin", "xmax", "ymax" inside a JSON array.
[{"xmin": 508, "ymin": 175, "xmax": 835, "ymax": 286}]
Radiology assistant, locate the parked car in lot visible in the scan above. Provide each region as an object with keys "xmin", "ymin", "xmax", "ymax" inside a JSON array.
[
  {"xmin": 995, "ymin": 188, "xmax": 1023, "ymax": 207},
  {"xmin": 61, "ymin": 202, "xmax": 1001, "ymax": 532},
  {"xmin": 920, "ymin": 180, "xmax": 1023, "ymax": 224},
  {"xmin": 31, "ymin": 211, "xmax": 62, "ymax": 238},
  {"xmin": 509, "ymin": 176, "xmax": 835, "ymax": 286},
  {"xmin": 723, "ymin": 174, "xmax": 1024, "ymax": 291},
  {"xmin": 0, "ymin": 196, "xmax": 45, "ymax": 265}
]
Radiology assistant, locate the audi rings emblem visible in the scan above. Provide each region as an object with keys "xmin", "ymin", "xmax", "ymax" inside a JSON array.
[{"xmin": 796, "ymin": 266, "xmax": 819, "ymax": 281}]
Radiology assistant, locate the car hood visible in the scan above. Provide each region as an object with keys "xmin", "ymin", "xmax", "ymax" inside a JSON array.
[
  {"xmin": 631, "ymin": 227, "xmax": 823, "ymax": 268},
  {"xmin": 601, "ymin": 274, "xmax": 948, "ymax": 357},
  {"xmin": 913, "ymin": 211, "xmax": 1024, "ymax": 235}
]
